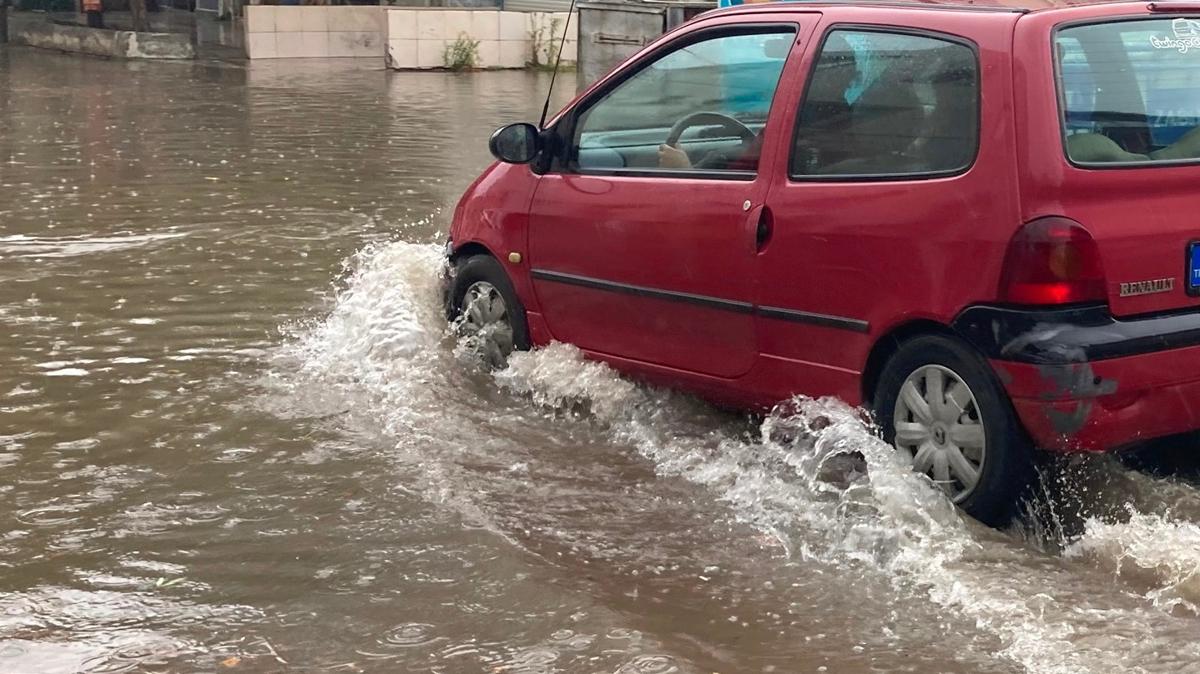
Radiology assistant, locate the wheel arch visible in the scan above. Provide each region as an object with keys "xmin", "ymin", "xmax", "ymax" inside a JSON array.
[
  {"xmin": 449, "ymin": 240, "xmax": 497, "ymax": 263},
  {"xmin": 861, "ymin": 319, "xmax": 959, "ymax": 408}
]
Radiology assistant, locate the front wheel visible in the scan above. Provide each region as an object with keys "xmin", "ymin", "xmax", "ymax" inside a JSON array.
[
  {"xmin": 447, "ymin": 255, "xmax": 530, "ymax": 369},
  {"xmin": 873, "ymin": 335, "xmax": 1034, "ymax": 527}
]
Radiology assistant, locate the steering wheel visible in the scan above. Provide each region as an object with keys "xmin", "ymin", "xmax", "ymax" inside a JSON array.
[{"xmin": 665, "ymin": 112, "xmax": 755, "ymax": 149}]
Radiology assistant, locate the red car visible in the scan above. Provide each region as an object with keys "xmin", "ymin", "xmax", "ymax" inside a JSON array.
[{"xmin": 443, "ymin": 0, "xmax": 1200, "ymax": 525}]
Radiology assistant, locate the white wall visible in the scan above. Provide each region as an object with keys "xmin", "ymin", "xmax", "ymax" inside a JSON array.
[
  {"xmin": 245, "ymin": 6, "xmax": 387, "ymax": 59},
  {"xmin": 243, "ymin": 6, "xmax": 578, "ymax": 68},
  {"xmin": 386, "ymin": 9, "xmax": 577, "ymax": 70}
]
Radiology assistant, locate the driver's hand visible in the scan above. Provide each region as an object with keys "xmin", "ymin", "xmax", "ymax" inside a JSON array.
[{"xmin": 658, "ymin": 144, "xmax": 692, "ymax": 169}]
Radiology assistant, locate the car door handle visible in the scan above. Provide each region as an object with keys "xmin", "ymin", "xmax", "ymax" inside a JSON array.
[{"xmin": 755, "ymin": 205, "xmax": 774, "ymax": 253}]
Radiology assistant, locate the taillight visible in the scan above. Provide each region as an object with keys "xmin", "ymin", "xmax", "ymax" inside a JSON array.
[{"xmin": 999, "ymin": 217, "xmax": 1107, "ymax": 306}]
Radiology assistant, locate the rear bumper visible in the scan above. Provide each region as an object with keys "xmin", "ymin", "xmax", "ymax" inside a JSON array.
[{"xmin": 954, "ymin": 304, "xmax": 1200, "ymax": 452}]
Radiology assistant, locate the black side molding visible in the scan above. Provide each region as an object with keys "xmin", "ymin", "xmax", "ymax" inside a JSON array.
[
  {"xmin": 531, "ymin": 269, "xmax": 754, "ymax": 314},
  {"xmin": 531, "ymin": 268, "xmax": 869, "ymax": 332},
  {"xmin": 757, "ymin": 305, "xmax": 870, "ymax": 333},
  {"xmin": 952, "ymin": 303, "xmax": 1200, "ymax": 364}
]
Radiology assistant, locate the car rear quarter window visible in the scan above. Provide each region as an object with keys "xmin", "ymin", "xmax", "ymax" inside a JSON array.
[
  {"xmin": 1057, "ymin": 18, "xmax": 1200, "ymax": 166},
  {"xmin": 790, "ymin": 28, "xmax": 979, "ymax": 180}
]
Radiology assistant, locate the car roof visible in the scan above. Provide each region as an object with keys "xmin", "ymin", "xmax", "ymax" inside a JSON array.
[{"xmin": 712, "ymin": 0, "xmax": 1147, "ymax": 15}]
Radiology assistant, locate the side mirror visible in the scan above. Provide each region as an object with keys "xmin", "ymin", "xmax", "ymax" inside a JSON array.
[{"xmin": 489, "ymin": 123, "xmax": 541, "ymax": 164}]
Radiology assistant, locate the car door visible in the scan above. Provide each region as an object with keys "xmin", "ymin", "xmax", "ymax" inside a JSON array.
[
  {"xmin": 527, "ymin": 17, "xmax": 816, "ymax": 378},
  {"xmin": 756, "ymin": 18, "xmax": 1017, "ymax": 402}
]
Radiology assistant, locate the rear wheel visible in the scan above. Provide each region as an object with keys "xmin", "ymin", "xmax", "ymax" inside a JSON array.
[
  {"xmin": 448, "ymin": 255, "xmax": 530, "ymax": 368},
  {"xmin": 873, "ymin": 334, "xmax": 1033, "ymax": 527}
]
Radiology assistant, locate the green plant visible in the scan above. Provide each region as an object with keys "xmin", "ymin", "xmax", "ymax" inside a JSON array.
[
  {"xmin": 528, "ymin": 17, "xmax": 562, "ymax": 69},
  {"xmin": 443, "ymin": 33, "xmax": 480, "ymax": 71}
]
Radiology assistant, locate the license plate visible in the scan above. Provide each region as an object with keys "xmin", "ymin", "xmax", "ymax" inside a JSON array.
[{"xmin": 1189, "ymin": 242, "xmax": 1200, "ymax": 295}]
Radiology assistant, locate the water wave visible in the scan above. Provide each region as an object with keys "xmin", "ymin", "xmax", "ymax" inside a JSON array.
[{"xmin": 0, "ymin": 232, "xmax": 189, "ymax": 259}]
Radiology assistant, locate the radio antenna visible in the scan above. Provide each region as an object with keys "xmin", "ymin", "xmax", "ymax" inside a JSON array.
[{"xmin": 537, "ymin": 0, "xmax": 578, "ymax": 129}]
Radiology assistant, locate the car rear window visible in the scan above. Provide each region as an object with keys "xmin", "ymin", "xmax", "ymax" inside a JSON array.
[{"xmin": 1057, "ymin": 18, "xmax": 1200, "ymax": 165}]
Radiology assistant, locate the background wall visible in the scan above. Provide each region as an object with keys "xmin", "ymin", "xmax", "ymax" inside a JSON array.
[
  {"xmin": 243, "ymin": 6, "xmax": 577, "ymax": 67},
  {"xmin": 245, "ymin": 6, "xmax": 387, "ymax": 59},
  {"xmin": 386, "ymin": 9, "xmax": 576, "ymax": 69}
]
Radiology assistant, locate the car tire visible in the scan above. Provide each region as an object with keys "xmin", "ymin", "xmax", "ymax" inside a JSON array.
[
  {"xmin": 447, "ymin": 254, "xmax": 530, "ymax": 368},
  {"xmin": 873, "ymin": 334, "xmax": 1034, "ymax": 527}
]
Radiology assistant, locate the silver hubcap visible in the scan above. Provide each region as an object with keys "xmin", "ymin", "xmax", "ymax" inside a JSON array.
[
  {"xmin": 892, "ymin": 365, "xmax": 986, "ymax": 503},
  {"xmin": 459, "ymin": 281, "xmax": 514, "ymax": 368}
]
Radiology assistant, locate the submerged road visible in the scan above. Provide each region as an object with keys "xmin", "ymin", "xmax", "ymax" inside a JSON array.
[{"xmin": 2, "ymin": 46, "xmax": 1200, "ymax": 674}]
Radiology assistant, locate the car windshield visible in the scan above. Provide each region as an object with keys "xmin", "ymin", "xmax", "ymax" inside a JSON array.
[{"xmin": 1056, "ymin": 18, "xmax": 1200, "ymax": 164}]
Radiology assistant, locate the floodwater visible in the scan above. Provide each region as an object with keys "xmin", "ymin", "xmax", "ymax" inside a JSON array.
[{"xmin": 3, "ymin": 44, "xmax": 1200, "ymax": 674}]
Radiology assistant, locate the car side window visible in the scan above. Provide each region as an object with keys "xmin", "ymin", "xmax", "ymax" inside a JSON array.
[
  {"xmin": 791, "ymin": 29, "xmax": 979, "ymax": 178},
  {"xmin": 571, "ymin": 28, "xmax": 796, "ymax": 176}
]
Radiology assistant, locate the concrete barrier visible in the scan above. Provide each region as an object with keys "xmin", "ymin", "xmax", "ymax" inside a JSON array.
[{"xmin": 12, "ymin": 17, "xmax": 195, "ymax": 59}]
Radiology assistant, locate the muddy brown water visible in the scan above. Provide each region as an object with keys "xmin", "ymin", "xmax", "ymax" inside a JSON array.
[{"xmin": 3, "ymin": 45, "xmax": 1200, "ymax": 674}]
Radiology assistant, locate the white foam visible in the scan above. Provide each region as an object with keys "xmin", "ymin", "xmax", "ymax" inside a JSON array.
[{"xmin": 1067, "ymin": 511, "xmax": 1200, "ymax": 613}]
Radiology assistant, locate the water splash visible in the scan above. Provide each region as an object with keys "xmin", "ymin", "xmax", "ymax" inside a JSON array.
[
  {"xmin": 1067, "ymin": 511, "xmax": 1200, "ymax": 613},
  {"xmin": 284, "ymin": 239, "xmax": 1200, "ymax": 674},
  {"xmin": 497, "ymin": 344, "xmax": 1099, "ymax": 674}
]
